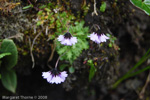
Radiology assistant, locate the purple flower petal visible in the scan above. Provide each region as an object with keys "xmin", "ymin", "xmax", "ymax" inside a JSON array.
[
  {"xmin": 70, "ymin": 37, "xmax": 77, "ymax": 45},
  {"xmin": 57, "ymin": 33, "xmax": 77, "ymax": 46},
  {"xmin": 58, "ymin": 35, "xmax": 65, "ymax": 41},
  {"xmin": 88, "ymin": 32, "xmax": 101, "ymax": 44},
  {"xmin": 50, "ymin": 76, "xmax": 64, "ymax": 84},
  {"xmin": 46, "ymin": 74, "xmax": 53, "ymax": 83},
  {"xmin": 99, "ymin": 34, "xmax": 109, "ymax": 42},
  {"xmin": 42, "ymin": 71, "xmax": 68, "ymax": 84},
  {"xmin": 61, "ymin": 39, "xmax": 72, "ymax": 45},
  {"xmin": 42, "ymin": 72, "xmax": 51, "ymax": 79},
  {"xmin": 59, "ymin": 71, "xmax": 68, "ymax": 80},
  {"xmin": 88, "ymin": 32, "xmax": 109, "ymax": 44}
]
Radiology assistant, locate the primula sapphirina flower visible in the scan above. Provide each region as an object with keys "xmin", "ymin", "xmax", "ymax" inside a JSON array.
[
  {"xmin": 57, "ymin": 32, "xmax": 77, "ymax": 46},
  {"xmin": 42, "ymin": 69, "xmax": 68, "ymax": 84},
  {"xmin": 88, "ymin": 32, "xmax": 109, "ymax": 44}
]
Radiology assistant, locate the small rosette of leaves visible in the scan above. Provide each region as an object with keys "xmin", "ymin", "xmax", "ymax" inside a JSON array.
[{"xmin": 56, "ymin": 21, "xmax": 89, "ymax": 64}]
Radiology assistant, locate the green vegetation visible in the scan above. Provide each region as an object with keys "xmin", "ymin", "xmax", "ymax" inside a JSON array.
[
  {"xmin": 130, "ymin": 0, "xmax": 150, "ymax": 15},
  {"xmin": 0, "ymin": 39, "xmax": 18, "ymax": 93},
  {"xmin": 100, "ymin": 1, "xmax": 107, "ymax": 12},
  {"xmin": 107, "ymin": 34, "xmax": 120, "ymax": 50},
  {"xmin": 0, "ymin": 39, "xmax": 18, "ymax": 69},
  {"xmin": 34, "ymin": 3, "xmax": 89, "ymax": 64},
  {"xmin": 88, "ymin": 60, "xmax": 97, "ymax": 82},
  {"xmin": 112, "ymin": 48, "xmax": 150, "ymax": 88},
  {"xmin": 56, "ymin": 21, "xmax": 89, "ymax": 64}
]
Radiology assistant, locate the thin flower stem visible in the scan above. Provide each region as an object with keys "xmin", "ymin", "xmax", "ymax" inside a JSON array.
[
  {"xmin": 55, "ymin": 56, "xmax": 61, "ymax": 69},
  {"xmin": 55, "ymin": 48, "xmax": 70, "ymax": 69},
  {"xmin": 67, "ymin": 26, "xmax": 71, "ymax": 32},
  {"xmin": 90, "ymin": 24, "xmax": 100, "ymax": 32},
  {"xmin": 94, "ymin": 24, "xmax": 100, "ymax": 30},
  {"xmin": 68, "ymin": 25, "xmax": 74, "ymax": 34}
]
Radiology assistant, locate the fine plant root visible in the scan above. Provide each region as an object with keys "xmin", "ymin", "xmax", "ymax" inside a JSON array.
[
  {"xmin": 29, "ymin": 32, "xmax": 41, "ymax": 68},
  {"xmin": 92, "ymin": 0, "xmax": 98, "ymax": 16},
  {"xmin": 48, "ymin": 42, "xmax": 56, "ymax": 62},
  {"xmin": 139, "ymin": 71, "xmax": 150, "ymax": 99}
]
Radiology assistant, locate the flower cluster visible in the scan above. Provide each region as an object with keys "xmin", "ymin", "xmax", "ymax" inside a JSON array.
[
  {"xmin": 57, "ymin": 31, "xmax": 109, "ymax": 46},
  {"xmin": 42, "ymin": 29, "xmax": 110, "ymax": 84}
]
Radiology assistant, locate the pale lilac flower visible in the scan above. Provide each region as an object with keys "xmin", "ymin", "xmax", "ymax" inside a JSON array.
[
  {"xmin": 42, "ymin": 69, "xmax": 68, "ymax": 84},
  {"xmin": 88, "ymin": 32, "xmax": 109, "ymax": 44},
  {"xmin": 57, "ymin": 32, "xmax": 77, "ymax": 46}
]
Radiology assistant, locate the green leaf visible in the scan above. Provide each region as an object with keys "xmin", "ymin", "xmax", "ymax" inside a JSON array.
[
  {"xmin": 67, "ymin": 51, "xmax": 72, "ymax": 60},
  {"xmin": 23, "ymin": 4, "xmax": 33, "ymax": 10},
  {"xmin": 1, "ymin": 69, "xmax": 17, "ymax": 93},
  {"xmin": 88, "ymin": 60, "xmax": 97, "ymax": 82},
  {"xmin": 69, "ymin": 66, "xmax": 75, "ymax": 73},
  {"xmin": 112, "ymin": 48, "xmax": 150, "ymax": 88},
  {"xmin": 0, "ymin": 52, "xmax": 11, "ymax": 59},
  {"xmin": 39, "ymin": 5, "xmax": 47, "ymax": 9},
  {"xmin": 38, "ymin": 10, "xmax": 43, "ymax": 15},
  {"xmin": 76, "ymin": 31, "xmax": 84, "ymax": 35},
  {"xmin": 80, "ymin": 39, "xmax": 89, "ymax": 49},
  {"xmin": 130, "ymin": 0, "xmax": 150, "ymax": 15},
  {"xmin": 48, "ymin": 3, "xmax": 53, "ymax": 7},
  {"xmin": 109, "ymin": 43, "xmax": 113, "ymax": 48},
  {"xmin": 45, "ymin": 8, "xmax": 51, "ymax": 12},
  {"xmin": 57, "ymin": 46, "xmax": 68, "ymax": 54},
  {"xmin": 100, "ymin": 1, "xmax": 107, "ymax": 12},
  {"xmin": 106, "ymin": 33, "xmax": 111, "ymax": 37},
  {"xmin": 0, "ymin": 39, "xmax": 18, "ymax": 69},
  {"xmin": 59, "ymin": 64, "xmax": 68, "ymax": 71},
  {"xmin": 37, "ymin": 21, "xmax": 42, "ymax": 26},
  {"xmin": 128, "ymin": 65, "xmax": 150, "ymax": 78}
]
